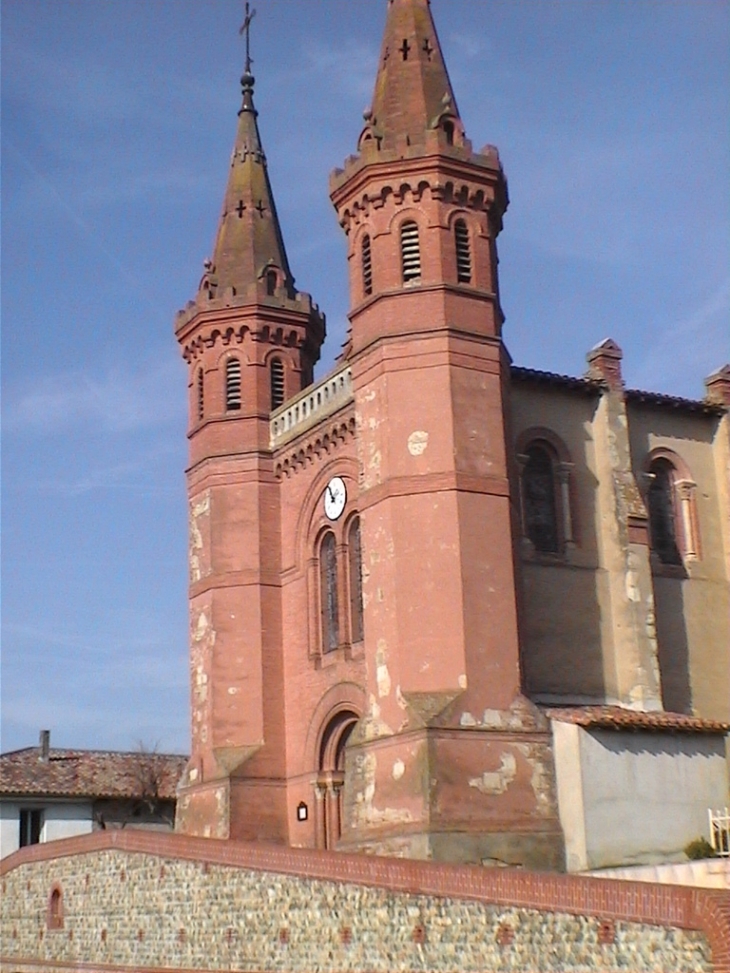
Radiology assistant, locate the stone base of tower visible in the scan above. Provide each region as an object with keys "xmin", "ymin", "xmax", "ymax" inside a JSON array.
[
  {"xmin": 176, "ymin": 775, "xmax": 289, "ymax": 845},
  {"xmin": 338, "ymin": 718, "xmax": 565, "ymax": 871}
]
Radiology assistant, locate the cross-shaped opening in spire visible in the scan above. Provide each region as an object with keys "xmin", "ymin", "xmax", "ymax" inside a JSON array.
[
  {"xmin": 422, "ymin": 38, "xmax": 434, "ymax": 60},
  {"xmin": 399, "ymin": 39, "xmax": 410, "ymax": 61},
  {"xmin": 255, "ymin": 200, "xmax": 267, "ymax": 217},
  {"xmin": 236, "ymin": 200, "xmax": 246, "ymax": 218},
  {"xmin": 383, "ymin": 46, "xmax": 390, "ymax": 65}
]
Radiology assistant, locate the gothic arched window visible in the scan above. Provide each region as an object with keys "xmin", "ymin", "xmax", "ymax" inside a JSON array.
[
  {"xmin": 454, "ymin": 218, "xmax": 472, "ymax": 284},
  {"xmin": 400, "ymin": 220, "xmax": 421, "ymax": 285},
  {"xmin": 362, "ymin": 234, "xmax": 373, "ymax": 297},
  {"xmin": 270, "ymin": 358, "xmax": 285, "ymax": 410},
  {"xmin": 647, "ymin": 458, "xmax": 682, "ymax": 565},
  {"xmin": 320, "ymin": 532, "xmax": 339, "ymax": 653},
  {"xmin": 48, "ymin": 886, "xmax": 63, "ymax": 930},
  {"xmin": 348, "ymin": 518, "xmax": 364, "ymax": 643},
  {"xmin": 522, "ymin": 444, "xmax": 560, "ymax": 554},
  {"xmin": 196, "ymin": 367, "xmax": 204, "ymax": 421},
  {"xmin": 225, "ymin": 358, "xmax": 242, "ymax": 412}
]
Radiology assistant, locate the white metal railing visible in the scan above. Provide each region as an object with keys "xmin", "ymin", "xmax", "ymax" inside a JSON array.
[
  {"xmin": 709, "ymin": 807, "xmax": 730, "ymax": 857},
  {"xmin": 270, "ymin": 364, "xmax": 353, "ymax": 448}
]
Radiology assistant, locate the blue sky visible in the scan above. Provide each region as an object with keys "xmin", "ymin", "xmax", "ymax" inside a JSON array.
[{"xmin": 2, "ymin": 0, "xmax": 728, "ymax": 755}]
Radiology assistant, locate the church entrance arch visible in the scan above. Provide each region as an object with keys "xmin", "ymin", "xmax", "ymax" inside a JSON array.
[{"xmin": 314, "ymin": 709, "xmax": 358, "ymax": 850}]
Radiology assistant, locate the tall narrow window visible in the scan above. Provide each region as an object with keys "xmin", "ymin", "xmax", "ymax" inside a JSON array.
[
  {"xmin": 400, "ymin": 221, "xmax": 421, "ymax": 285},
  {"xmin": 443, "ymin": 120, "xmax": 455, "ymax": 146},
  {"xmin": 270, "ymin": 359, "xmax": 285, "ymax": 410},
  {"xmin": 266, "ymin": 269, "xmax": 277, "ymax": 296},
  {"xmin": 320, "ymin": 532, "xmax": 339, "ymax": 653},
  {"xmin": 348, "ymin": 518, "xmax": 364, "ymax": 643},
  {"xmin": 19, "ymin": 808, "xmax": 43, "ymax": 847},
  {"xmin": 522, "ymin": 444, "xmax": 559, "ymax": 554},
  {"xmin": 362, "ymin": 234, "xmax": 373, "ymax": 297},
  {"xmin": 648, "ymin": 459, "xmax": 682, "ymax": 565},
  {"xmin": 225, "ymin": 358, "xmax": 241, "ymax": 412},
  {"xmin": 454, "ymin": 219, "xmax": 472, "ymax": 284},
  {"xmin": 196, "ymin": 368, "xmax": 204, "ymax": 421}
]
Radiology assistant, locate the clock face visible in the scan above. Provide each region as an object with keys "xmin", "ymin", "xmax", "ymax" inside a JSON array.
[{"xmin": 324, "ymin": 476, "xmax": 347, "ymax": 521}]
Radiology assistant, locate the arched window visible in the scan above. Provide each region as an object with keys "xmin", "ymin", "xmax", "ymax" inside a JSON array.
[
  {"xmin": 225, "ymin": 358, "xmax": 241, "ymax": 412},
  {"xmin": 270, "ymin": 358, "xmax": 285, "ymax": 410},
  {"xmin": 348, "ymin": 518, "xmax": 364, "ymax": 643},
  {"xmin": 522, "ymin": 444, "xmax": 560, "ymax": 554},
  {"xmin": 400, "ymin": 220, "xmax": 421, "ymax": 285},
  {"xmin": 48, "ymin": 886, "xmax": 63, "ymax": 930},
  {"xmin": 647, "ymin": 458, "xmax": 683, "ymax": 565},
  {"xmin": 443, "ymin": 119, "xmax": 455, "ymax": 146},
  {"xmin": 362, "ymin": 234, "xmax": 373, "ymax": 297},
  {"xmin": 196, "ymin": 368, "xmax": 204, "ymax": 422},
  {"xmin": 320, "ymin": 532, "xmax": 339, "ymax": 653},
  {"xmin": 454, "ymin": 218, "xmax": 472, "ymax": 284},
  {"xmin": 266, "ymin": 269, "xmax": 277, "ymax": 296}
]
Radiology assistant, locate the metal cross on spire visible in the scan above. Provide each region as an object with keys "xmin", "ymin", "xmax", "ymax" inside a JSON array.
[{"xmin": 239, "ymin": 2, "xmax": 256, "ymax": 75}]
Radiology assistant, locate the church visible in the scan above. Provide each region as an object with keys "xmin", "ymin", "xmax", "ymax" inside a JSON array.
[{"xmin": 172, "ymin": 0, "xmax": 730, "ymax": 872}]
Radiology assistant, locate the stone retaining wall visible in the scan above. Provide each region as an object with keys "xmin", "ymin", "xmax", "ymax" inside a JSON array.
[{"xmin": 2, "ymin": 831, "xmax": 729, "ymax": 973}]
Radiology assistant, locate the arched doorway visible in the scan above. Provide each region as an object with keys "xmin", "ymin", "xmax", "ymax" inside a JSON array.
[{"xmin": 315, "ymin": 710, "xmax": 358, "ymax": 850}]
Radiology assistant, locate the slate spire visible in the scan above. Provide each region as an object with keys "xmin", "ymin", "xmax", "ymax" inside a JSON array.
[
  {"xmin": 363, "ymin": 0, "xmax": 463, "ymax": 153},
  {"xmin": 203, "ymin": 67, "xmax": 294, "ymax": 300}
]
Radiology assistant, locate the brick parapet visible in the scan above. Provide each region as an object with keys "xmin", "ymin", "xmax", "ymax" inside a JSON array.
[{"xmin": 2, "ymin": 830, "xmax": 728, "ymax": 972}]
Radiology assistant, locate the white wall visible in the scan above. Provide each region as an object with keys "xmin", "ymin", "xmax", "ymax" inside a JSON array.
[
  {"xmin": 553, "ymin": 721, "xmax": 729, "ymax": 871},
  {"xmin": 0, "ymin": 800, "xmax": 93, "ymax": 858}
]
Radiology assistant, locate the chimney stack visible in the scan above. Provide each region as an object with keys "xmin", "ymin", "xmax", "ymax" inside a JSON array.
[{"xmin": 39, "ymin": 729, "xmax": 50, "ymax": 762}]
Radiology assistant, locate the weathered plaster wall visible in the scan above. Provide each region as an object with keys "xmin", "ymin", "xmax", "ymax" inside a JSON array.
[
  {"xmin": 627, "ymin": 405, "xmax": 730, "ymax": 722},
  {"xmin": 2, "ymin": 831, "xmax": 728, "ymax": 973},
  {"xmin": 553, "ymin": 722, "xmax": 729, "ymax": 871}
]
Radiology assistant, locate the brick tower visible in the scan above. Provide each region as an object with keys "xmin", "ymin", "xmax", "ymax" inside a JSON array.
[
  {"xmin": 329, "ymin": 0, "xmax": 564, "ymax": 867},
  {"xmin": 174, "ymin": 62, "xmax": 325, "ymax": 840}
]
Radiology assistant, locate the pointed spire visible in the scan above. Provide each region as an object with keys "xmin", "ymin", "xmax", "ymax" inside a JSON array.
[
  {"xmin": 201, "ymin": 65, "xmax": 294, "ymax": 303},
  {"xmin": 363, "ymin": 0, "xmax": 464, "ymax": 154}
]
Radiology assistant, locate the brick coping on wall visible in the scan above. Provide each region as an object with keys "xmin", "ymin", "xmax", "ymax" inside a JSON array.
[{"xmin": 3, "ymin": 830, "xmax": 730, "ymax": 972}]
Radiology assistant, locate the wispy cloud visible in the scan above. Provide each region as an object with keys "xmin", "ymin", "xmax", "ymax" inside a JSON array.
[
  {"xmin": 632, "ymin": 278, "xmax": 730, "ymax": 391},
  {"xmin": 4, "ymin": 359, "xmax": 184, "ymax": 436}
]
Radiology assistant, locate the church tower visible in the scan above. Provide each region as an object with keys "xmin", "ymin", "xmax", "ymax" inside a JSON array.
[
  {"xmin": 329, "ymin": 0, "xmax": 564, "ymax": 867},
  {"xmin": 174, "ymin": 56, "xmax": 325, "ymax": 840}
]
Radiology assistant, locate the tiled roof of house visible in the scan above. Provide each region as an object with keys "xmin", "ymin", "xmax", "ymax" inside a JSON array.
[
  {"xmin": 545, "ymin": 705, "xmax": 730, "ymax": 734},
  {"xmin": 0, "ymin": 746, "xmax": 188, "ymax": 801},
  {"xmin": 624, "ymin": 387, "xmax": 725, "ymax": 416},
  {"xmin": 510, "ymin": 366, "xmax": 605, "ymax": 395}
]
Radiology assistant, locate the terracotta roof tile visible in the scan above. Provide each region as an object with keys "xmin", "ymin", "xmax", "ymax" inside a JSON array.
[
  {"xmin": 545, "ymin": 705, "xmax": 730, "ymax": 734},
  {"xmin": 0, "ymin": 748, "xmax": 188, "ymax": 800}
]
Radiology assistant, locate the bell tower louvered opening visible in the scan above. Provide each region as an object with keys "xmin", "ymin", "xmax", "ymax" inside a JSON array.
[
  {"xmin": 362, "ymin": 234, "xmax": 373, "ymax": 297},
  {"xmin": 400, "ymin": 221, "xmax": 421, "ymax": 285},
  {"xmin": 270, "ymin": 358, "xmax": 285, "ymax": 410},
  {"xmin": 225, "ymin": 358, "xmax": 242, "ymax": 411},
  {"xmin": 196, "ymin": 368, "xmax": 205, "ymax": 421},
  {"xmin": 454, "ymin": 219, "xmax": 472, "ymax": 284}
]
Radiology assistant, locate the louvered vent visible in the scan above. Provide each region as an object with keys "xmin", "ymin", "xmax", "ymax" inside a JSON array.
[
  {"xmin": 226, "ymin": 358, "xmax": 242, "ymax": 411},
  {"xmin": 196, "ymin": 368, "xmax": 204, "ymax": 421},
  {"xmin": 454, "ymin": 219, "xmax": 472, "ymax": 284},
  {"xmin": 400, "ymin": 221, "xmax": 421, "ymax": 285},
  {"xmin": 362, "ymin": 234, "xmax": 373, "ymax": 296},
  {"xmin": 270, "ymin": 359, "xmax": 285, "ymax": 410}
]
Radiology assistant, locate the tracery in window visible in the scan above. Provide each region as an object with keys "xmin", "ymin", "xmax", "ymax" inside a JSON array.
[
  {"xmin": 348, "ymin": 518, "xmax": 364, "ymax": 643},
  {"xmin": 320, "ymin": 532, "xmax": 339, "ymax": 653},
  {"xmin": 522, "ymin": 444, "xmax": 560, "ymax": 554},
  {"xmin": 400, "ymin": 220, "xmax": 421, "ymax": 285},
  {"xmin": 270, "ymin": 358, "xmax": 285, "ymax": 410},
  {"xmin": 225, "ymin": 358, "xmax": 241, "ymax": 412},
  {"xmin": 647, "ymin": 458, "xmax": 683, "ymax": 565}
]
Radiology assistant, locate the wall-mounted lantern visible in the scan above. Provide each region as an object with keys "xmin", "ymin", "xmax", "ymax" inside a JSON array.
[{"xmin": 296, "ymin": 801, "xmax": 308, "ymax": 822}]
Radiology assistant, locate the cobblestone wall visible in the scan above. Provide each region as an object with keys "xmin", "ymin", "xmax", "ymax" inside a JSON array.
[{"xmin": 1, "ymin": 831, "xmax": 727, "ymax": 973}]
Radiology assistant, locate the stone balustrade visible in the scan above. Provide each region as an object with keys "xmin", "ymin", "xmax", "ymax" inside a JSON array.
[{"xmin": 270, "ymin": 365, "xmax": 353, "ymax": 449}]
